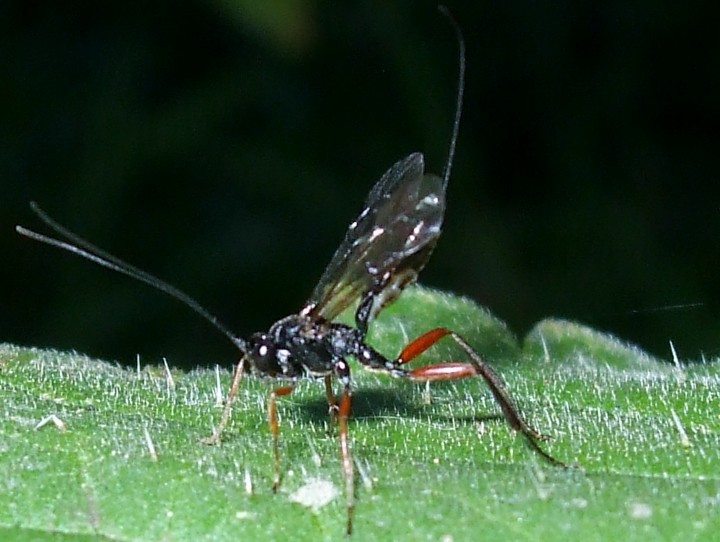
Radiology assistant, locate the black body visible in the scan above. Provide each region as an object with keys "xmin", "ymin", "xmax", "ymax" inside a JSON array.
[{"xmin": 245, "ymin": 152, "xmax": 441, "ymax": 385}]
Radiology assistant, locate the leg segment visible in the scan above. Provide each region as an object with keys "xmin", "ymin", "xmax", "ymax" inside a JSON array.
[
  {"xmin": 324, "ymin": 374, "xmax": 339, "ymax": 426},
  {"xmin": 334, "ymin": 360, "xmax": 355, "ymax": 536},
  {"xmin": 269, "ymin": 385, "xmax": 294, "ymax": 492},
  {"xmin": 339, "ymin": 387, "xmax": 354, "ymax": 535},
  {"xmin": 398, "ymin": 328, "xmax": 564, "ymax": 467},
  {"xmin": 202, "ymin": 358, "xmax": 246, "ymax": 446},
  {"xmin": 398, "ymin": 328, "xmax": 451, "ymax": 365}
]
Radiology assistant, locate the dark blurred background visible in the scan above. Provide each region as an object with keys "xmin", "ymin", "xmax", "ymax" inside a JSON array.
[{"xmin": 2, "ymin": 1, "xmax": 718, "ymax": 368}]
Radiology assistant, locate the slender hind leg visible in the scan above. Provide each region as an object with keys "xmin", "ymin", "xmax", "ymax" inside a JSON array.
[{"xmin": 397, "ymin": 328, "xmax": 564, "ymax": 467}]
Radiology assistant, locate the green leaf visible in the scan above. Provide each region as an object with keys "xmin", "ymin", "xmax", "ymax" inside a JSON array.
[{"xmin": 2, "ymin": 285, "xmax": 719, "ymax": 541}]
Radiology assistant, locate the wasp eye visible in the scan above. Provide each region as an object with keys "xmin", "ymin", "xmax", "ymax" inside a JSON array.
[
  {"xmin": 251, "ymin": 336, "xmax": 273, "ymax": 359},
  {"xmin": 249, "ymin": 335, "xmax": 280, "ymax": 375}
]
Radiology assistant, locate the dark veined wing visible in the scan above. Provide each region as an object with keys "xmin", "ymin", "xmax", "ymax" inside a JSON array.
[{"xmin": 302, "ymin": 152, "xmax": 446, "ymax": 323}]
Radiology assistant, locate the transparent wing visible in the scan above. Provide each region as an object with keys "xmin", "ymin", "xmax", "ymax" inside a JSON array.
[{"xmin": 303, "ymin": 152, "xmax": 446, "ymax": 323}]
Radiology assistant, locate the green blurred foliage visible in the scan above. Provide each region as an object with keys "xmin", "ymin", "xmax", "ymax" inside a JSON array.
[{"xmin": 2, "ymin": 0, "xmax": 719, "ymax": 368}]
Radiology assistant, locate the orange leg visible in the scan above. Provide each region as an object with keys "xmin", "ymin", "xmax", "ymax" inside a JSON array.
[
  {"xmin": 399, "ymin": 328, "xmax": 564, "ymax": 467},
  {"xmin": 324, "ymin": 374, "xmax": 339, "ymax": 426},
  {"xmin": 202, "ymin": 358, "xmax": 246, "ymax": 446},
  {"xmin": 269, "ymin": 385, "xmax": 295, "ymax": 492},
  {"xmin": 338, "ymin": 387, "xmax": 354, "ymax": 536},
  {"xmin": 398, "ymin": 328, "xmax": 451, "ymax": 364}
]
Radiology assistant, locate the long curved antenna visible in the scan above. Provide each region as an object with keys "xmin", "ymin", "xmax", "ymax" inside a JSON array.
[
  {"xmin": 16, "ymin": 202, "xmax": 247, "ymax": 353},
  {"xmin": 438, "ymin": 5, "xmax": 465, "ymax": 190}
]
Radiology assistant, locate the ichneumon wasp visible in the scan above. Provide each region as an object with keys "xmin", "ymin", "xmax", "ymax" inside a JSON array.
[{"xmin": 16, "ymin": 7, "xmax": 564, "ymax": 536}]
